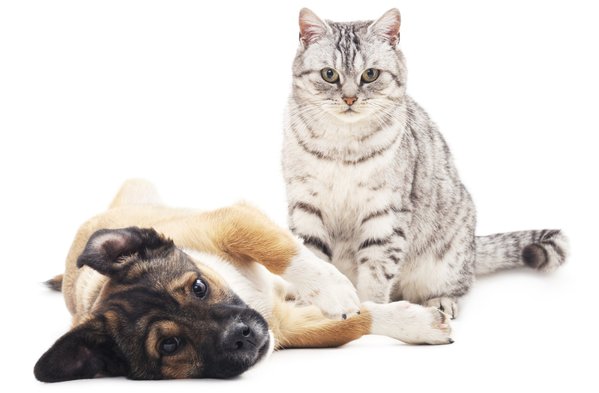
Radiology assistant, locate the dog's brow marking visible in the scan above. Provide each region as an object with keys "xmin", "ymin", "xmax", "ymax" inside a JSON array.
[{"xmin": 167, "ymin": 272, "xmax": 197, "ymax": 304}]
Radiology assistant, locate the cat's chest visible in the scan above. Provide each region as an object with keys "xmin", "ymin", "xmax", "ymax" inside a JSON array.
[
  {"xmin": 308, "ymin": 159, "xmax": 383, "ymax": 192},
  {"xmin": 305, "ymin": 161, "xmax": 396, "ymax": 231}
]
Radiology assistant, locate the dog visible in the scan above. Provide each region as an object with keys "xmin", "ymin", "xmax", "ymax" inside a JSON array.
[{"xmin": 34, "ymin": 180, "xmax": 452, "ymax": 382}]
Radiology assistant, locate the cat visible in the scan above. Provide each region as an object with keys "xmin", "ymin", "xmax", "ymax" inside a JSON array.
[{"xmin": 281, "ymin": 8, "xmax": 568, "ymax": 318}]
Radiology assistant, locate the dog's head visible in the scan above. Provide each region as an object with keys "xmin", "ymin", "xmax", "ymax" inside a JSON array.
[{"xmin": 34, "ymin": 227, "xmax": 271, "ymax": 382}]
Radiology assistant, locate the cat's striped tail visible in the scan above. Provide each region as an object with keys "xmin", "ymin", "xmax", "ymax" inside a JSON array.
[{"xmin": 474, "ymin": 230, "xmax": 569, "ymax": 276}]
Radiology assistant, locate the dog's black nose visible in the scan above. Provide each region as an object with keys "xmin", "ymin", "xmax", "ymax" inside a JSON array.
[{"xmin": 223, "ymin": 322, "xmax": 255, "ymax": 352}]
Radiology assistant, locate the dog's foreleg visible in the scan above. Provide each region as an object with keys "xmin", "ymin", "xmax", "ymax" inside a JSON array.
[
  {"xmin": 273, "ymin": 303, "xmax": 371, "ymax": 348},
  {"xmin": 160, "ymin": 203, "xmax": 360, "ymax": 319},
  {"xmin": 199, "ymin": 203, "xmax": 299, "ymax": 274}
]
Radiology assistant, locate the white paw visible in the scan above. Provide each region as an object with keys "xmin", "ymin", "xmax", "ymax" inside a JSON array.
[
  {"xmin": 424, "ymin": 297, "xmax": 458, "ymax": 320},
  {"xmin": 283, "ymin": 245, "xmax": 360, "ymax": 320},
  {"xmin": 366, "ymin": 301, "xmax": 453, "ymax": 345}
]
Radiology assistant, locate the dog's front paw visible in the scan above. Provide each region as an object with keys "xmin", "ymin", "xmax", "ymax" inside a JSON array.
[
  {"xmin": 283, "ymin": 246, "xmax": 360, "ymax": 320},
  {"xmin": 366, "ymin": 301, "xmax": 453, "ymax": 345}
]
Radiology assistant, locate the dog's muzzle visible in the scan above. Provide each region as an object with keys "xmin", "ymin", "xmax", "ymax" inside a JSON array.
[{"xmin": 201, "ymin": 305, "xmax": 270, "ymax": 378}]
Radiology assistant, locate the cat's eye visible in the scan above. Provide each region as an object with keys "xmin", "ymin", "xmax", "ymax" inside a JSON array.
[
  {"xmin": 361, "ymin": 68, "xmax": 380, "ymax": 83},
  {"xmin": 159, "ymin": 337, "xmax": 182, "ymax": 356},
  {"xmin": 321, "ymin": 68, "xmax": 340, "ymax": 83},
  {"xmin": 192, "ymin": 278, "xmax": 208, "ymax": 299}
]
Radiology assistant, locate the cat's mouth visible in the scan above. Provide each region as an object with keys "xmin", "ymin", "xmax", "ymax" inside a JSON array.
[
  {"xmin": 341, "ymin": 107, "xmax": 360, "ymax": 116},
  {"xmin": 333, "ymin": 108, "xmax": 370, "ymax": 124}
]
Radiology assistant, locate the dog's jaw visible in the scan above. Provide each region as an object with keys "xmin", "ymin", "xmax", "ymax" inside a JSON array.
[{"xmin": 266, "ymin": 330, "xmax": 276, "ymax": 358}]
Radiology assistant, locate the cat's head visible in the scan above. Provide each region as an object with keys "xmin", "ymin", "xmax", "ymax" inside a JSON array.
[{"xmin": 292, "ymin": 8, "xmax": 406, "ymax": 124}]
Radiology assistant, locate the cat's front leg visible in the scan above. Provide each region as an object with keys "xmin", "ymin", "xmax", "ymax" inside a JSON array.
[
  {"xmin": 355, "ymin": 210, "xmax": 409, "ymax": 303},
  {"xmin": 287, "ymin": 200, "xmax": 362, "ymax": 318},
  {"xmin": 288, "ymin": 200, "xmax": 333, "ymax": 262}
]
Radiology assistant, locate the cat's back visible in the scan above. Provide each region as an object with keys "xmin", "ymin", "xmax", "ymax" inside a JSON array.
[{"xmin": 401, "ymin": 95, "xmax": 468, "ymax": 204}]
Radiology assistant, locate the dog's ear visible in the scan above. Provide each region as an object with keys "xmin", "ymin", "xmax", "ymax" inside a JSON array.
[
  {"xmin": 34, "ymin": 317, "xmax": 127, "ymax": 382},
  {"xmin": 76, "ymin": 227, "xmax": 174, "ymax": 277}
]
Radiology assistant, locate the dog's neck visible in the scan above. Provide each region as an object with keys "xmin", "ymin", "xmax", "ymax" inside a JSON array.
[{"xmin": 183, "ymin": 249, "xmax": 285, "ymax": 322}]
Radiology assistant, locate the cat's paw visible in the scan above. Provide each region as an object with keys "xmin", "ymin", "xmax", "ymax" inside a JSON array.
[
  {"xmin": 356, "ymin": 277, "xmax": 391, "ymax": 304},
  {"xmin": 284, "ymin": 246, "xmax": 360, "ymax": 320},
  {"xmin": 366, "ymin": 301, "xmax": 453, "ymax": 345},
  {"xmin": 424, "ymin": 297, "xmax": 458, "ymax": 319}
]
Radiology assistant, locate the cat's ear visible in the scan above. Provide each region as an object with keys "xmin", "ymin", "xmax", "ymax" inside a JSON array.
[
  {"xmin": 299, "ymin": 8, "xmax": 329, "ymax": 47},
  {"xmin": 369, "ymin": 8, "xmax": 401, "ymax": 47}
]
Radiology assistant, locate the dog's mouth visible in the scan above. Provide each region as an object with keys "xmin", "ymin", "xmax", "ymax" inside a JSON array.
[
  {"xmin": 201, "ymin": 335, "xmax": 270, "ymax": 378},
  {"xmin": 201, "ymin": 312, "xmax": 271, "ymax": 378}
]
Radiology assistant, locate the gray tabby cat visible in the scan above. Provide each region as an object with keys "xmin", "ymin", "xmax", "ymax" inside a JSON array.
[{"xmin": 282, "ymin": 8, "xmax": 568, "ymax": 318}]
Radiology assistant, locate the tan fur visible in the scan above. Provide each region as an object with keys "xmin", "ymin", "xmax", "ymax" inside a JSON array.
[
  {"xmin": 271, "ymin": 303, "xmax": 372, "ymax": 348},
  {"xmin": 63, "ymin": 179, "xmax": 364, "ymax": 348},
  {"xmin": 202, "ymin": 204, "xmax": 299, "ymax": 275},
  {"xmin": 109, "ymin": 178, "xmax": 164, "ymax": 208},
  {"xmin": 166, "ymin": 272, "xmax": 199, "ymax": 305}
]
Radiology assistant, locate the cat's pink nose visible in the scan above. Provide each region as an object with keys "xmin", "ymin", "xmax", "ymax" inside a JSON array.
[{"xmin": 343, "ymin": 96, "xmax": 357, "ymax": 106}]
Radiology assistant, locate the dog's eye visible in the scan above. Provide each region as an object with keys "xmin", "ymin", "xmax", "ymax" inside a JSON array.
[
  {"xmin": 159, "ymin": 337, "xmax": 182, "ymax": 356},
  {"xmin": 192, "ymin": 278, "xmax": 208, "ymax": 298}
]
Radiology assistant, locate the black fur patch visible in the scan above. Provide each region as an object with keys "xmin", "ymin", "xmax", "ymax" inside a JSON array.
[
  {"xmin": 522, "ymin": 244, "xmax": 548, "ymax": 269},
  {"xmin": 77, "ymin": 227, "xmax": 174, "ymax": 277},
  {"xmin": 293, "ymin": 202, "xmax": 323, "ymax": 221},
  {"xmin": 34, "ymin": 317, "xmax": 127, "ymax": 382},
  {"xmin": 299, "ymin": 234, "xmax": 333, "ymax": 259},
  {"xmin": 358, "ymin": 237, "xmax": 391, "ymax": 250}
]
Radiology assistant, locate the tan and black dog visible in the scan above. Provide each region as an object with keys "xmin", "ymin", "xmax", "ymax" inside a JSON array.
[{"xmin": 34, "ymin": 180, "xmax": 452, "ymax": 382}]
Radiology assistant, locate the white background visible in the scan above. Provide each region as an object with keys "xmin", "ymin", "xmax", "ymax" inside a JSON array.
[{"xmin": 1, "ymin": 0, "xmax": 598, "ymax": 391}]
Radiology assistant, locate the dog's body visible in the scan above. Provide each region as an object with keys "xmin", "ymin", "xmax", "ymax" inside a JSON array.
[{"xmin": 35, "ymin": 180, "xmax": 451, "ymax": 382}]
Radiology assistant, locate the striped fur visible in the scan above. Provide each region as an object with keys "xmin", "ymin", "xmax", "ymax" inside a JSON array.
[
  {"xmin": 282, "ymin": 9, "xmax": 568, "ymax": 317},
  {"xmin": 476, "ymin": 229, "xmax": 569, "ymax": 275}
]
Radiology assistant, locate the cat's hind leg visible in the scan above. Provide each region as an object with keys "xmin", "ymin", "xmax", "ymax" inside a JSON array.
[
  {"xmin": 397, "ymin": 233, "xmax": 475, "ymax": 320},
  {"xmin": 424, "ymin": 296, "xmax": 459, "ymax": 320}
]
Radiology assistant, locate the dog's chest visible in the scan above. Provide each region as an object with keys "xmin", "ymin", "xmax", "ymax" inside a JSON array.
[{"xmin": 185, "ymin": 250, "xmax": 281, "ymax": 320}]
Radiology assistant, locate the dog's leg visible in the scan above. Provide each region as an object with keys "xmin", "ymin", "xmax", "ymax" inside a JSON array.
[
  {"xmin": 109, "ymin": 179, "xmax": 164, "ymax": 208},
  {"xmin": 195, "ymin": 204, "xmax": 300, "ymax": 274},
  {"xmin": 157, "ymin": 204, "xmax": 360, "ymax": 319},
  {"xmin": 273, "ymin": 303, "xmax": 370, "ymax": 348},
  {"xmin": 274, "ymin": 301, "xmax": 453, "ymax": 348}
]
